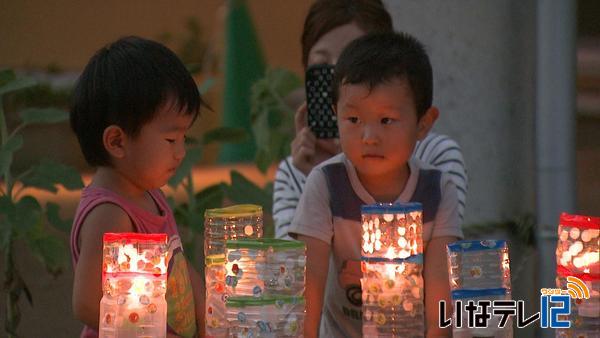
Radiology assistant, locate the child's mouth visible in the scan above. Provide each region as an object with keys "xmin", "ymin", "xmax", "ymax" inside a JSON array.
[{"xmin": 363, "ymin": 154, "xmax": 384, "ymax": 159}]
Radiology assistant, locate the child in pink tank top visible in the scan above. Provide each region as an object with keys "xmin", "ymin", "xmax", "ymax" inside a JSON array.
[{"xmin": 69, "ymin": 36, "xmax": 208, "ymax": 338}]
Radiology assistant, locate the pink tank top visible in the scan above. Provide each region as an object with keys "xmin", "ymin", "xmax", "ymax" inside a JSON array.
[{"xmin": 70, "ymin": 186, "xmax": 198, "ymax": 338}]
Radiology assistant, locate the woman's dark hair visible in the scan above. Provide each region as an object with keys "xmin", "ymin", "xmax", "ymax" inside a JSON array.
[
  {"xmin": 70, "ymin": 36, "xmax": 207, "ymax": 167},
  {"xmin": 332, "ymin": 32, "xmax": 433, "ymax": 119},
  {"xmin": 301, "ymin": 0, "xmax": 393, "ymax": 68}
]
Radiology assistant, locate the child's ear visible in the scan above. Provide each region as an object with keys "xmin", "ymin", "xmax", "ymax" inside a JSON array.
[
  {"xmin": 103, "ymin": 125, "xmax": 127, "ymax": 159},
  {"xmin": 417, "ymin": 106, "xmax": 439, "ymax": 140}
]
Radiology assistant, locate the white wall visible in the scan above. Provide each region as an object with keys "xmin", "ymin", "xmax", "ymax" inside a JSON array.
[{"xmin": 385, "ymin": 0, "xmax": 537, "ymax": 224}]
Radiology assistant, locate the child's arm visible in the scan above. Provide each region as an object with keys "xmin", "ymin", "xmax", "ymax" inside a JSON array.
[
  {"xmin": 424, "ymin": 236, "xmax": 458, "ymax": 338},
  {"xmin": 186, "ymin": 263, "xmax": 205, "ymax": 337},
  {"xmin": 72, "ymin": 203, "xmax": 134, "ymax": 329},
  {"xmin": 297, "ymin": 234, "xmax": 330, "ymax": 338}
]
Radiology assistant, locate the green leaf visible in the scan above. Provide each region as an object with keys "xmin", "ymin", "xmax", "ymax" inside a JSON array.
[
  {"xmin": 269, "ymin": 131, "xmax": 290, "ymax": 163},
  {"xmin": 20, "ymin": 160, "xmax": 84, "ymax": 193},
  {"xmin": 27, "ymin": 231, "xmax": 68, "ymax": 276},
  {"xmin": 0, "ymin": 195, "xmax": 14, "ymax": 214},
  {"xmin": 251, "ymin": 105, "xmax": 270, "ymax": 149},
  {"xmin": 0, "ymin": 220, "xmax": 10, "ymax": 249},
  {"xmin": 181, "ymin": 237, "xmax": 197, "ymax": 263},
  {"xmin": 0, "ymin": 69, "xmax": 17, "ymax": 86},
  {"xmin": 267, "ymin": 104, "xmax": 284, "ymax": 128},
  {"xmin": 249, "ymin": 68, "xmax": 300, "ymax": 170},
  {"xmin": 15, "ymin": 195, "xmax": 43, "ymax": 235},
  {"xmin": 5, "ymin": 264, "xmax": 26, "ymax": 334},
  {"xmin": 254, "ymin": 148, "xmax": 271, "ymax": 174},
  {"xmin": 198, "ymin": 77, "xmax": 215, "ymax": 94},
  {"xmin": 263, "ymin": 182, "xmax": 274, "ymax": 198},
  {"xmin": 225, "ymin": 171, "xmax": 272, "ymax": 214},
  {"xmin": 185, "ymin": 135, "xmax": 199, "ymax": 146},
  {"xmin": 202, "ymin": 127, "xmax": 248, "ymax": 145},
  {"xmin": 166, "ymin": 195, "xmax": 176, "ymax": 211},
  {"xmin": 22, "ymin": 275, "xmax": 33, "ymax": 305},
  {"xmin": 0, "ymin": 75, "xmax": 37, "ymax": 97},
  {"xmin": 0, "ymin": 196, "xmax": 15, "ymax": 248},
  {"xmin": 263, "ymin": 217, "xmax": 275, "ymax": 239},
  {"xmin": 46, "ymin": 202, "xmax": 72, "ymax": 233},
  {"xmin": 188, "ymin": 213, "xmax": 205, "ymax": 235},
  {"xmin": 168, "ymin": 147, "xmax": 203, "ymax": 188},
  {"xmin": 19, "ymin": 107, "xmax": 69, "ymax": 125},
  {"xmin": 264, "ymin": 68, "xmax": 302, "ymax": 97},
  {"xmin": 195, "ymin": 183, "xmax": 226, "ymax": 206},
  {"xmin": 0, "ymin": 134, "xmax": 24, "ymax": 175}
]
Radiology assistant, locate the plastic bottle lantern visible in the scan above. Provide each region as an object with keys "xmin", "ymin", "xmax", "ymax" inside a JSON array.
[
  {"xmin": 225, "ymin": 238, "xmax": 306, "ymax": 337},
  {"xmin": 204, "ymin": 205, "xmax": 263, "ymax": 337},
  {"xmin": 99, "ymin": 233, "xmax": 168, "ymax": 338},
  {"xmin": 225, "ymin": 238, "xmax": 306, "ymax": 297},
  {"xmin": 447, "ymin": 240, "xmax": 512, "ymax": 338},
  {"xmin": 361, "ymin": 203, "xmax": 424, "ymax": 338},
  {"xmin": 555, "ymin": 213, "xmax": 599, "ymax": 338}
]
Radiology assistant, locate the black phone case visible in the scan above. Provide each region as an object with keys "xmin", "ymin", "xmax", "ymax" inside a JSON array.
[{"xmin": 305, "ymin": 64, "xmax": 338, "ymax": 138}]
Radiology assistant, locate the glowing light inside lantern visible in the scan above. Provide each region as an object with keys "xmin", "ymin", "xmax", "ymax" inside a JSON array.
[
  {"xmin": 555, "ymin": 212, "xmax": 600, "ymax": 338},
  {"xmin": 99, "ymin": 233, "xmax": 168, "ymax": 338},
  {"xmin": 361, "ymin": 203, "xmax": 424, "ymax": 337}
]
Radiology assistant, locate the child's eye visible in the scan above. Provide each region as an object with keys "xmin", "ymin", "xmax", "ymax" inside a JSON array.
[
  {"xmin": 348, "ymin": 117, "xmax": 359, "ymax": 124},
  {"xmin": 165, "ymin": 138, "xmax": 176, "ymax": 144},
  {"xmin": 381, "ymin": 117, "xmax": 394, "ymax": 125}
]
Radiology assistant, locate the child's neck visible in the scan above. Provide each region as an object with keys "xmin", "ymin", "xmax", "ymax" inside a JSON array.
[
  {"xmin": 91, "ymin": 167, "xmax": 151, "ymax": 205},
  {"xmin": 357, "ymin": 164, "xmax": 410, "ymax": 203}
]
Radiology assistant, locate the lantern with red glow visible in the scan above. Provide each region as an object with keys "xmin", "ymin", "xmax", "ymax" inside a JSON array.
[
  {"xmin": 99, "ymin": 233, "xmax": 168, "ymax": 338},
  {"xmin": 555, "ymin": 213, "xmax": 599, "ymax": 338}
]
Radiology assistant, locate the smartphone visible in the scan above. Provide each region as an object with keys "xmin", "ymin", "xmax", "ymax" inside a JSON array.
[{"xmin": 305, "ymin": 63, "xmax": 338, "ymax": 139}]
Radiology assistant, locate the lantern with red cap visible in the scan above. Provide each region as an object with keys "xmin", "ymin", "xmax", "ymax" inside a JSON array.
[{"xmin": 99, "ymin": 233, "xmax": 169, "ymax": 338}]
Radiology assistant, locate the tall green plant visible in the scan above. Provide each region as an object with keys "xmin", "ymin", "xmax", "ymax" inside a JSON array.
[
  {"xmin": 0, "ymin": 69, "xmax": 83, "ymax": 337},
  {"xmin": 250, "ymin": 68, "xmax": 301, "ymax": 173}
]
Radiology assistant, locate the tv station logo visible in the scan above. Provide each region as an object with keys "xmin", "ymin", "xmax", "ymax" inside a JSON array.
[
  {"xmin": 540, "ymin": 276, "xmax": 590, "ymax": 329},
  {"xmin": 439, "ymin": 276, "xmax": 591, "ymax": 329}
]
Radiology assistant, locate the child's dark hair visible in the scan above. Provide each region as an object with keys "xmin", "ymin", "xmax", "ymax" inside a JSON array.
[
  {"xmin": 70, "ymin": 36, "xmax": 206, "ymax": 167},
  {"xmin": 332, "ymin": 31, "xmax": 433, "ymax": 119},
  {"xmin": 301, "ymin": 0, "xmax": 393, "ymax": 68}
]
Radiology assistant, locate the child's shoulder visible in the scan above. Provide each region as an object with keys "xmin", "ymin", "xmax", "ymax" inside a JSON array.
[
  {"xmin": 410, "ymin": 158, "xmax": 455, "ymax": 191},
  {"xmin": 312, "ymin": 152, "xmax": 347, "ymax": 172},
  {"xmin": 74, "ymin": 202, "xmax": 135, "ymax": 260},
  {"xmin": 80, "ymin": 203, "xmax": 134, "ymax": 238},
  {"xmin": 302, "ymin": 153, "xmax": 347, "ymax": 187},
  {"xmin": 75, "ymin": 186, "xmax": 137, "ymax": 245}
]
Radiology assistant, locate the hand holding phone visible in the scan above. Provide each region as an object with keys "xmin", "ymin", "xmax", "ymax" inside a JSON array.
[
  {"xmin": 305, "ymin": 63, "xmax": 338, "ymax": 139},
  {"xmin": 291, "ymin": 102, "xmax": 341, "ymax": 175}
]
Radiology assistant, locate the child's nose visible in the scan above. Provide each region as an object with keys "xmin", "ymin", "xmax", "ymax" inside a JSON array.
[{"xmin": 362, "ymin": 124, "xmax": 379, "ymax": 145}]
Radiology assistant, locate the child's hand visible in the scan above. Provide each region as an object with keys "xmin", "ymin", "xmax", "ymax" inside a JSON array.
[{"xmin": 291, "ymin": 102, "xmax": 340, "ymax": 175}]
